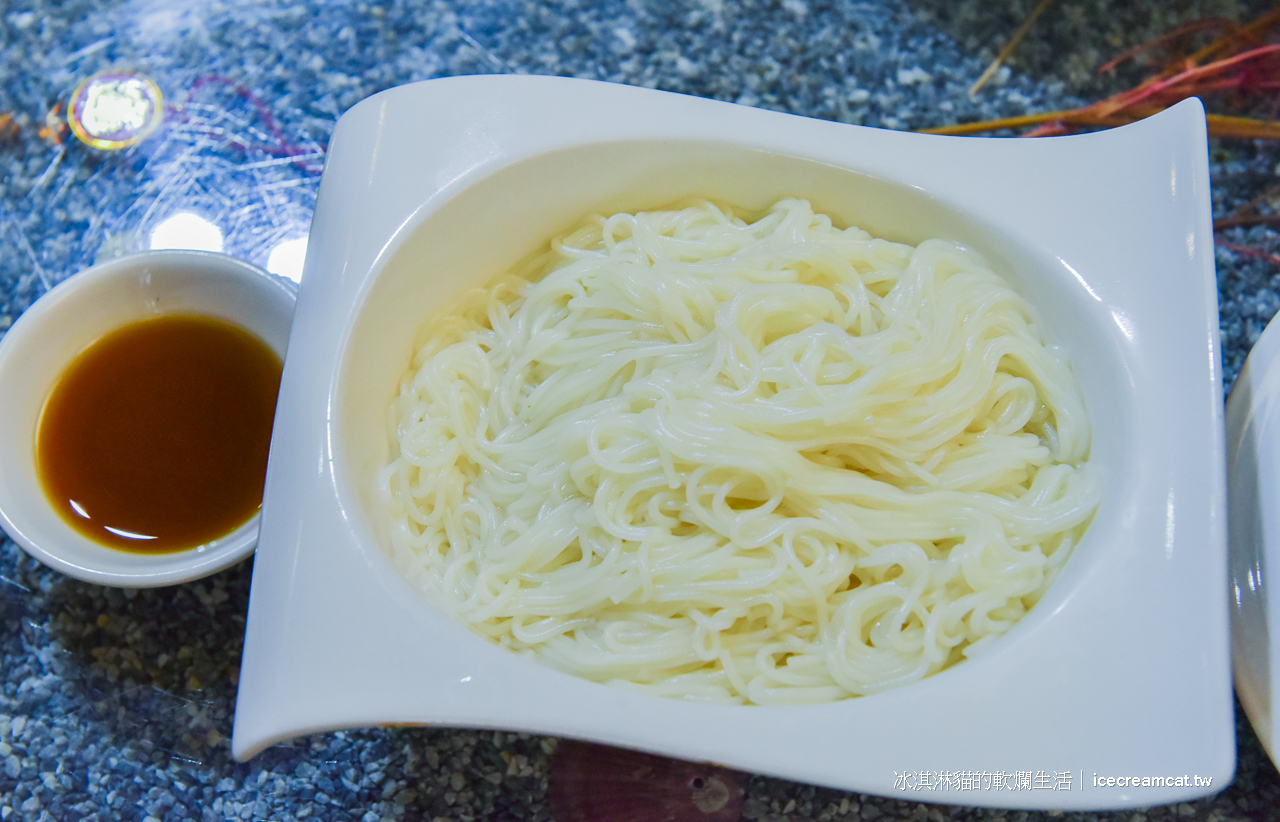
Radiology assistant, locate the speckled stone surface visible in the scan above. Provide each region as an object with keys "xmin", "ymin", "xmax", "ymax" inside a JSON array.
[{"xmin": 2, "ymin": 1, "xmax": 1279, "ymax": 821}]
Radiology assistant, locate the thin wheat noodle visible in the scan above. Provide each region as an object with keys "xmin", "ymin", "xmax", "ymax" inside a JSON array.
[{"xmin": 379, "ymin": 198, "xmax": 1098, "ymax": 704}]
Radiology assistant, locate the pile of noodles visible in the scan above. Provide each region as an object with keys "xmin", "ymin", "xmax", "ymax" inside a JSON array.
[{"xmin": 380, "ymin": 198, "xmax": 1099, "ymax": 704}]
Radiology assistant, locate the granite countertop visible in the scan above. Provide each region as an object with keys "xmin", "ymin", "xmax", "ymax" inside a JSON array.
[{"xmin": 2, "ymin": 1, "xmax": 1279, "ymax": 820}]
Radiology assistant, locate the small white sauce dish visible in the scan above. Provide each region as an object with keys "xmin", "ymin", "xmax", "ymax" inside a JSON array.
[
  {"xmin": 0, "ymin": 249, "xmax": 296, "ymax": 587},
  {"xmin": 233, "ymin": 76, "xmax": 1231, "ymax": 810}
]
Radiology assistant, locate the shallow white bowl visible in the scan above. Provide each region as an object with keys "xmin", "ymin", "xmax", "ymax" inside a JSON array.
[
  {"xmin": 0, "ymin": 249, "xmax": 296, "ymax": 587},
  {"xmin": 232, "ymin": 76, "xmax": 1231, "ymax": 809}
]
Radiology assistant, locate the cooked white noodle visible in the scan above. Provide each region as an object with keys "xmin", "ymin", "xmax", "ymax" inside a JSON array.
[{"xmin": 380, "ymin": 198, "xmax": 1098, "ymax": 704}]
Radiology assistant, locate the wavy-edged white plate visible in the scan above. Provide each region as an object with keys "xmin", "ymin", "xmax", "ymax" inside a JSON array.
[{"xmin": 232, "ymin": 77, "xmax": 1231, "ymax": 810}]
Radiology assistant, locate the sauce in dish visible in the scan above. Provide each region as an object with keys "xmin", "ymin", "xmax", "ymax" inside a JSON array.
[{"xmin": 37, "ymin": 314, "xmax": 282, "ymax": 553}]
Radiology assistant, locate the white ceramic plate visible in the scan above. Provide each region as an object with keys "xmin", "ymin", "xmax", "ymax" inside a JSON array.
[
  {"xmin": 1227, "ymin": 312, "xmax": 1280, "ymax": 770},
  {"xmin": 231, "ymin": 76, "xmax": 1231, "ymax": 810}
]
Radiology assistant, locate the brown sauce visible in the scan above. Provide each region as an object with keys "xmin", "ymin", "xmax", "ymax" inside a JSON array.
[{"xmin": 36, "ymin": 314, "xmax": 283, "ymax": 553}]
